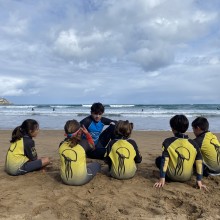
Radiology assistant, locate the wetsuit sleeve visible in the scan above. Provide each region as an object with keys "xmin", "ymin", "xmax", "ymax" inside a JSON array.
[
  {"xmin": 101, "ymin": 117, "xmax": 117, "ymax": 125},
  {"xmin": 23, "ymin": 137, "xmax": 38, "ymax": 161},
  {"xmin": 85, "ymin": 132, "xmax": 95, "ymax": 150},
  {"xmin": 195, "ymin": 159, "xmax": 203, "ymax": 181},
  {"xmin": 128, "ymin": 139, "xmax": 142, "ymax": 163},
  {"xmin": 189, "ymin": 139, "xmax": 203, "ymax": 180},
  {"xmin": 85, "ymin": 132, "xmax": 94, "ymax": 145},
  {"xmin": 160, "ymin": 142, "xmax": 170, "ymax": 178}
]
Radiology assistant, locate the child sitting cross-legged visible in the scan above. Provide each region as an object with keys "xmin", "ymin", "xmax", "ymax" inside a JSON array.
[
  {"xmin": 192, "ymin": 116, "xmax": 220, "ymax": 176},
  {"xmin": 154, "ymin": 115, "xmax": 207, "ymax": 190},
  {"xmin": 5, "ymin": 119, "xmax": 50, "ymax": 176},
  {"xmin": 59, "ymin": 119, "xmax": 101, "ymax": 186},
  {"xmin": 104, "ymin": 120, "xmax": 142, "ymax": 180}
]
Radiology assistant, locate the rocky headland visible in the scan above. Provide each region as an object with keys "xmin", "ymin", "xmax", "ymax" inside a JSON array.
[{"xmin": 0, "ymin": 98, "xmax": 11, "ymax": 105}]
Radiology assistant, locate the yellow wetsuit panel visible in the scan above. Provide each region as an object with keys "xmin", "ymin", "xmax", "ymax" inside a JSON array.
[
  {"xmin": 5, "ymin": 139, "xmax": 29, "ymax": 175},
  {"xmin": 196, "ymin": 160, "xmax": 203, "ymax": 176},
  {"xmin": 59, "ymin": 142, "xmax": 87, "ymax": 185},
  {"xmin": 109, "ymin": 140, "xmax": 137, "ymax": 179},
  {"xmin": 201, "ymin": 132, "xmax": 220, "ymax": 172},
  {"xmin": 166, "ymin": 139, "xmax": 197, "ymax": 181},
  {"xmin": 163, "ymin": 157, "xmax": 169, "ymax": 173}
]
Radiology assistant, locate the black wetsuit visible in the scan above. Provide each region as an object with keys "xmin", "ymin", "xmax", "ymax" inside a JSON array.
[{"xmin": 80, "ymin": 116, "xmax": 117, "ymax": 159}]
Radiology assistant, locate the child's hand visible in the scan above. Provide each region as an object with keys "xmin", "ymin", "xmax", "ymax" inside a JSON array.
[
  {"xmin": 197, "ymin": 180, "xmax": 208, "ymax": 191},
  {"xmin": 154, "ymin": 178, "xmax": 165, "ymax": 188},
  {"xmin": 81, "ymin": 125, "xmax": 95, "ymax": 149},
  {"xmin": 81, "ymin": 125, "xmax": 88, "ymax": 135}
]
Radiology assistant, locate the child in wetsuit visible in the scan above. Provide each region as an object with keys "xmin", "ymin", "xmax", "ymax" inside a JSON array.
[
  {"xmin": 80, "ymin": 102, "xmax": 117, "ymax": 159},
  {"xmin": 5, "ymin": 119, "xmax": 50, "ymax": 175},
  {"xmin": 104, "ymin": 120, "xmax": 142, "ymax": 179},
  {"xmin": 59, "ymin": 119, "xmax": 101, "ymax": 186},
  {"xmin": 154, "ymin": 115, "xmax": 207, "ymax": 190},
  {"xmin": 192, "ymin": 116, "xmax": 220, "ymax": 176}
]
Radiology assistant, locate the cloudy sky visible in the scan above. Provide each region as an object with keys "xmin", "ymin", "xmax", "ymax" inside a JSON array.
[{"xmin": 0, "ymin": 0, "xmax": 220, "ymax": 104}]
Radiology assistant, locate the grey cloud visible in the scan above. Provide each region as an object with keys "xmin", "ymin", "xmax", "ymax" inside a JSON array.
[{"xmin": 0, "ymin": 0, "xmax": 220, "ymax": 104}]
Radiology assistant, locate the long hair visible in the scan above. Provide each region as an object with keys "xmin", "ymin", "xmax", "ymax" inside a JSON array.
[
  {"xmin": 114, "ymin": 120, "xmax": 133, "ymax": 139},
  {"xmin": 64, "ymin": 120, "xmax": 81, "ymax": 148},
  {"xmin": 10, "ymin": 119, "xmax": 39, "ymax": 143}
]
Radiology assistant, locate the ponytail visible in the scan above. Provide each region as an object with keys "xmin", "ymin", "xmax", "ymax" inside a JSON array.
[
  {"xmin": 10, "ymin": 119, "xmax": 39, "ymax": 143},
  {"xmin": 10, "ymin": 126, "xmax": 24, "ymax": 143}
]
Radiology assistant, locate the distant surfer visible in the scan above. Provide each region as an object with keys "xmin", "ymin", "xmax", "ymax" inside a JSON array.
[
  {"xmin": 32, "ymin": 108, "xmax": 34, "ymax": 111},
  {"xmin": 53, "ymin": 107, "xmax": 55, "ymax": 111}
]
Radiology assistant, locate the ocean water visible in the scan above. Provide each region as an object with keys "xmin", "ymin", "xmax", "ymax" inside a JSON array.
[{"xmin": 0, "ymin": 104, "xmax": 220, "ymax": 132}]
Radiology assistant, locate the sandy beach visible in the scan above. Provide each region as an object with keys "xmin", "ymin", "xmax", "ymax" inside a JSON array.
[{"xmin": 0, "ymin": 130, "xmax": 220, "ymax": 220}]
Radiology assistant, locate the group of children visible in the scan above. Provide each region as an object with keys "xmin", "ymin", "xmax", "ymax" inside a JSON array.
[{"xmin": 4, "ymin": 102, "xmax": 220, "ymax": 189}]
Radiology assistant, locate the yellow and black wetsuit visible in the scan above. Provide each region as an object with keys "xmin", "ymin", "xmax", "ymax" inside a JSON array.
[
  {"xmin": 160, "ymin": 133, "xmax": 203, "ymax": 182},
  {"xmin": 194, "ymin": 131, "xmax": 220, "ymax": 173},
  {"xmin": 5, "ymin": 135, "xmax": 38, "ymax": 175},
  {"xmin": 59, "ymin": 141, "xmax": 89, "ymax": 185},
  {"xmin": 105, "ymin": 138, "xmax": 142, "ymax": 179}
]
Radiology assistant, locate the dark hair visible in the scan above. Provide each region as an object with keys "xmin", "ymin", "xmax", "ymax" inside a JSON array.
[
  {"xmin": 10, "ymin": 119, "xmax": 39, "ymax": 143},
  {"xmin": 115, "ymin": 120, "xmax": 133, "ymax": 138},
  {"xmin": 91, "ymin": 102, "xmax": 104, "ymax": 114},
  {"xmin": 191, "ymin": 117, "xmax": 209, "ymax": 131},
  {"xmin": 170, "ymin": 115, "xmax": 189, "ymax": 133},
  {"xmin": 64, "ymin": 119, "xmax": 81, "ymax": 147}
]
